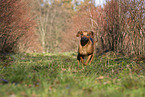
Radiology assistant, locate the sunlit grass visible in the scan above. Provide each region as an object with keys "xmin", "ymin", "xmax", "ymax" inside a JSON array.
[{"xmin": 0, "ymin": 52, "xmax": 145, "ymax": 97}]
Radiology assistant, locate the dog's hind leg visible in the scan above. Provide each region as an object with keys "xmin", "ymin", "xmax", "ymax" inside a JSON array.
[
  {"xmin": 77, "ymin": 54, "xmax": 80, "ymax": 65},
  {"xmin": 77, "ymin": 54, "xmax": 85, "ymax": 65},
  {"xmin": 80, "ymin": 56, "xmax": 84, "ymax": 64}
]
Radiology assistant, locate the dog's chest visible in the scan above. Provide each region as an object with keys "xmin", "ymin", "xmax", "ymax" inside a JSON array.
[
  {"xmin": 79, "ymin": 44, "xmax": 93, "ymax": 55},
  {"xmin": 80, "ymin": 47, "xmax": 87, "ymax": 55}
]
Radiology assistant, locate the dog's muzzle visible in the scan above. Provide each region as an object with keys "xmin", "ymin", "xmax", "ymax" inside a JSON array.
[{"xmin": 81, "ymin": 36, "xmax": 89, "ymax": 46}]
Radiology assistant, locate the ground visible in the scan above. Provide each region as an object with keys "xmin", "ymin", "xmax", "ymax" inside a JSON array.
[{"xmin": 0, "ymin": 52, "xmax": 145, "ymax": 97}]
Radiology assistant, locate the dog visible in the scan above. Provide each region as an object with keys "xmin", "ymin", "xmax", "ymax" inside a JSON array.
[{"xmin": 76, "ymin": 31, "xmax": 96, "ymax": 65}]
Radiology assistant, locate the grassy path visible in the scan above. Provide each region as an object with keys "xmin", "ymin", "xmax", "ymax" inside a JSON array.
[{"xmin": 0, "ymin": 52, "xmax": 145, "ymax": 97}]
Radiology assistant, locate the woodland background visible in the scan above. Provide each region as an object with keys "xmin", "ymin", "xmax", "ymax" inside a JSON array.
[{"xmin": 0, "ymin": 0, "xmax": 144, "ymax": 57}]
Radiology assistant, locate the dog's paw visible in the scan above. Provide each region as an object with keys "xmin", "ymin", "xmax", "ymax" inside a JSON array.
[{"xmin": 84, "ymin": 63, "xmax": 88, "ymax": 66}]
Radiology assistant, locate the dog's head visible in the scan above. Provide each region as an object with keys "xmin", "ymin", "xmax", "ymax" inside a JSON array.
[{"xmin": 76, "ymin": 31, "xmax": 94, "ymax": 46}]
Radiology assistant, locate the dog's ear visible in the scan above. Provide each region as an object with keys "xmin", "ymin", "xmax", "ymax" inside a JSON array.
[
  {"xmin": 90, "ymin": 31, "xmax": 94, "ymax": 38},
  {"xmin": 76, "ymin": 31, "xmax": 82, "ymax": 37}
]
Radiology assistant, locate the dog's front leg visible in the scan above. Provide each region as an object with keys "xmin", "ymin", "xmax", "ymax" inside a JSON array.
[
  {"xmin": 89, "ymin": 54, "xmax": 94, "ymax": 64},
  {"xmin": 84, "ymin": 55, "xmax": 92, "ymax": 65}
]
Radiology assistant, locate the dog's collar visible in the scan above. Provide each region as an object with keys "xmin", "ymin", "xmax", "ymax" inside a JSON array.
[{"xmin": 90, "ymin": 38, "xmax": 94, "ymax": 44}]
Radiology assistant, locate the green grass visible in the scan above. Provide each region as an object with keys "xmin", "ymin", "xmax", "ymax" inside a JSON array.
[{"xmin": 0, "ymin": 52, "xmax": 145, "ymax": 97}]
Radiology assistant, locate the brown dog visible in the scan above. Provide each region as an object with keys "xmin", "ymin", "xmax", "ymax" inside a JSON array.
[{"xmin": 76, "ymin": 31, "xmax": 95, "ymax": 65}]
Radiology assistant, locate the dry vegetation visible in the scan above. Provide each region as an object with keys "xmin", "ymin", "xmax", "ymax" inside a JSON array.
[
  {"xmin": 0, "ymin": 0, "xmax": 41, "ymax": 53},
  {"xmin": 0, "ymin": 0, "xmax": 144, "ymax": 57}
]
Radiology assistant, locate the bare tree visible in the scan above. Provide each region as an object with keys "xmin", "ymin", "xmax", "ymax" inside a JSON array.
[{"xmin": 34, "ymin": 0, "xmax": 73, "ymax": 53}]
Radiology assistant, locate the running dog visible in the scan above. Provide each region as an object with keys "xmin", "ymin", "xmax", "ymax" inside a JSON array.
[{"xmin": 76, "ymin": 31, "xmax": 95, "ymax": 65}]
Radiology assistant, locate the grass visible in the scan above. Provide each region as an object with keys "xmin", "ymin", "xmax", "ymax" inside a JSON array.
[{"xmin": 0, "ymin": 52, "xmax": 145, "ymax": 97}]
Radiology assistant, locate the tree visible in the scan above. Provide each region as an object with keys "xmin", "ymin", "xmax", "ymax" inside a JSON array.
[{"xmin": 34, "ymin": 0, "xmax": 73, "ymax": 53}]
